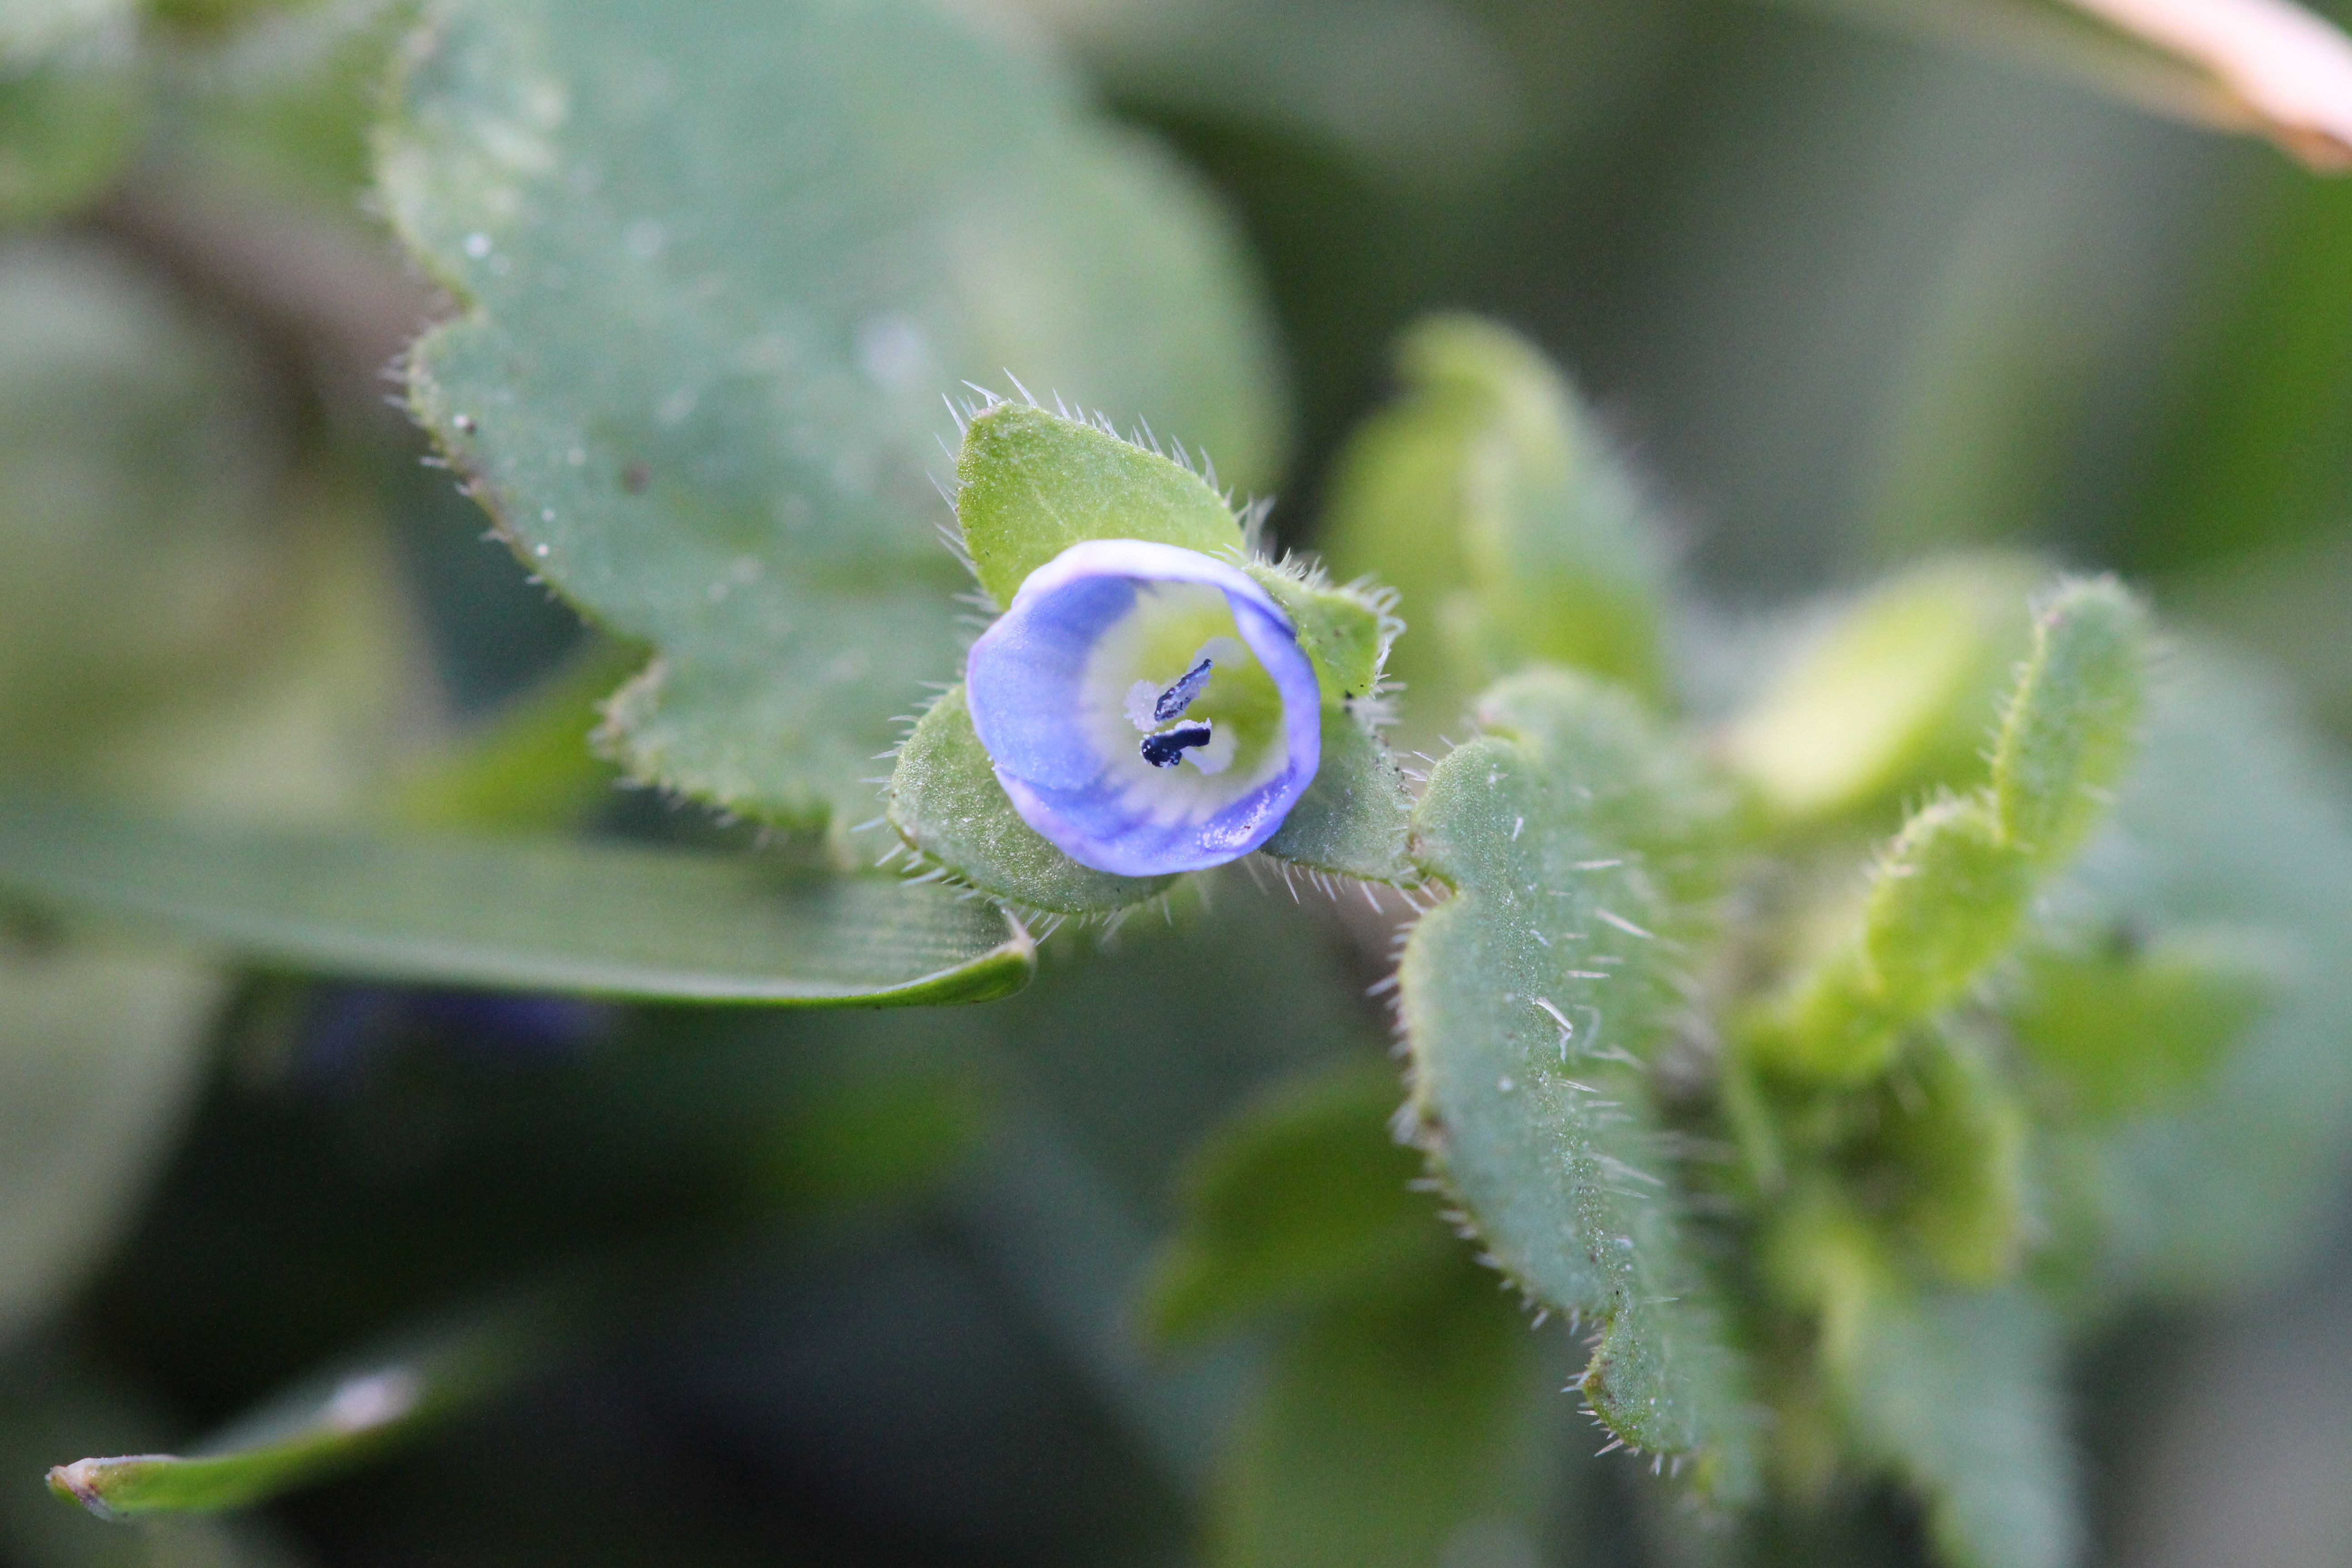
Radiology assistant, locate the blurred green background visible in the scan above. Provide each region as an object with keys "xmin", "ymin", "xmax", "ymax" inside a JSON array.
[{"xmin": 4, "ymin": 0, "xmax": 2352, "ymax": 1563}]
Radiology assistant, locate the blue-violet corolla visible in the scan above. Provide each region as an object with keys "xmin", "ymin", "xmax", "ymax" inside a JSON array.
[{"xmin": 965, "ymin": 539, "xmax": 1322, "ymax": 876}]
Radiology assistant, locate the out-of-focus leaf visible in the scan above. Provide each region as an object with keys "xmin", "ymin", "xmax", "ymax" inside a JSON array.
[
  {"xmin": 380, "ymin": 0, "xmax": 1282, "ymax": 842},
  {"xmin": 49, "ymin": 1277, "xmax": 595, "ymax": 1518},
  {"xmin": 0, "ymin": 0, "xmax": 136, "ymax": 222},
  {"xmin": 1865, "ymin": 1029, "xmax": 2030, "ymax": 1285},
  {"xmin": 1789, "ymin": 1216, "xmax": 2080, "ymax": 1568},
  {"xmin": 1140, "ymin": 1060, "xmax": 1438, "ymax": 1348},
  {"xmin": 0, "ymin": 240, "xmax": 287, "ymax": 749},
  {"xmin": 1206, "ymin": 1258, "xmax": 1547, "ymax": 1568},
  {"xmin": 0, "ymin": 794, "xmax": 1035, "ymax": 1004},
  {"xmin": 1319, "ymin": 316, "xmax": 1674, "ymax": 738},
  {"xmin": 886, "ymin": 685, "xmax": 1177, "ymax": 915},
  {"xmin": 392, "ymin": 637, "xmax": 635, "ymax": 832},
  {"xmin": 2033, "ymin": 651, "xmax": 2352, "ymax": 1302},
  {"xmin": 1724, "ymin": 556, "xmax": 2039, "ymax": 827},
  {"xmin": 0, "ymin": 941, "xmax": 221, "ymax": 1348},
  {"xmin": 2008, "ymin": 926, "xmax": 2278, "ymax": 1119},
  {"xmin": 1749, "ymin": 578, "xmax": 2149, "ymax": 1082},
  {"xmin": 1768, "ymin": 0, "xmax": 2352, "ymax": 169},
  {"xmin": 2135, "ymin": 173, "xmax": 2352, "ymax": 572},
  {"xmin": 1398, "ymin": 667, "xmax": 1758, "ymax": 1496},
  {"xmin": 1023, "ymin": 0, "xmax": 1526, "ymax": 187},
  {"xmin": 0, "ymin": 1346, "xmax": 311, "ymax": 1566}
]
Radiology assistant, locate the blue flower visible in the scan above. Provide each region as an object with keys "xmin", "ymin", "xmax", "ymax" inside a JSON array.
[{"xmin": 965, "ymin": 539, "xmax": 1323, "ymax": 877}]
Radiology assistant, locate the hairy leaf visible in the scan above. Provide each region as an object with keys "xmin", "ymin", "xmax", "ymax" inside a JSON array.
[
  {"xmin": 1398, "ymin": 667, "xmax": 1756, "ymax": 1495},
  {"xmin": 1990, "ymin": 576, "xmax": 2151, "ymax": 863},
  {"xmin": 1749, "ymin": 577, "xmax": 2151, "ymax": 1081},
  {"xmin": 380, "ymin": 0, "xmax": 1281, "ymax": 838}
]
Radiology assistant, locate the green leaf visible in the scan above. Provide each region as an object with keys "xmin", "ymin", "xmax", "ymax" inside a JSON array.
[
  {"xmin": 1258, "ymin": 708, "xmax": 1416, "ymax": 886},
  {"xmin": 2008, "ymin": 927, "xmax": 2278, "ymax": 1121},
  {"xmin": 1795, "ymin": 1218, "xmax": 2080, "ymax": 1568},
  {"xmin": 48, "ymin": 1278, "xmax": 595, "ymax": 1518},
  {"xmin": 884, "ymin": 685, "xmax": 1177, "ymax": 916},
  {"xmin": 1397, "ymin": 667, "xmax": 1757, "ymax": 1495},
  {"xmin": 1141, "ymin": 1059, "xmax": 1440, "ymax": 1348},
  {"xmin": 379, "ymin": 0, "xmax": 1282, "ymax": 840},
  {"xmin": 2026, "ymin": 652, "xmax": 2352, "ymax": 1302},
  {"xmin": 392, "ymin": 636, "xmax": 637, "ymax": 832},
  {"xmin": 1759, "ymin": 799, "xmax": 2033, "ymax": 1081},
  {"xmin": 1207, "ymin": 1257, "xmax": 1547, "ymax": 1568},
  {"xmin": 1871, "ymin": 1029, "xmax": 2030, "ymax": 1286},
  {"xmin": 1724, "ymin": 556, "xmax": 2040, "ymax": 826},
  {"xmin": 1318, "ymin": 314, "xmax": 1673, "ymax": 735},
  {"xmin": 1747, "ymin": 576, "xmax": 2151, "ymax": 1083},
  {"xmin": 0, "ymin": 792, "xmax": 1033, "ymax": 1004},
  {"xmin": 955, "ymin": 401, "xmax": 1245, "ymax": 609},
  {"xmin": 1989, "ymin": 576, "xmax": 2151, "ymax": 864}
]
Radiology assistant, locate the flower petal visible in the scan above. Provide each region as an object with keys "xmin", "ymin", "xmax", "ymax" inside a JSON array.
[{"xmin": 965, "ymin": 539, "xmax": 1323, "ymax": 876}]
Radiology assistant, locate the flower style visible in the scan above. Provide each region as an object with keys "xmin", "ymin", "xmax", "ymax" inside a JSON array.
[{"xmin": 964, "ymin": 539, "xmax": 1323, "ymax": 877}]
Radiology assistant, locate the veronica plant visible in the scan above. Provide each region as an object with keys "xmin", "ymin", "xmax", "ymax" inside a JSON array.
[{"xmin": 27, "ymin": 4, "xmax": 2352, "ymax": 1567}]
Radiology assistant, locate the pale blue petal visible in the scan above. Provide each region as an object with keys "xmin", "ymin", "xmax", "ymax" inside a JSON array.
[{"xmin": 965, "ymin": 539, "xmax": 1322, "ymax": 877}]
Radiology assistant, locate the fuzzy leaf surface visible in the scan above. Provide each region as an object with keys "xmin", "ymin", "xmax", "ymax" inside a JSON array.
[
  {"xmin": 379, "ymin": 0, "xmax": 1280, "ymax": 837},
  {"xmin": 1258, "ymin": 708, "xmax": 1416, "ymax": 885},
  {"xmin": 1398, "ymin": 667, "xmax": 1756, "ymax": 1494}
]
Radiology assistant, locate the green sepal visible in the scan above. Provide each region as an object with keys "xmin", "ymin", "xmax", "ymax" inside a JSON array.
[
  {"xmin": 1240, "ymin": 562, "xmax": 1393, "ymax": 706},
  {"xmin": 1259, "ymin": 707, "xmax": 1416, "ymax": 885},
  {"xmin": 1139, "ymin": 1059, "xmax": 1442, "ymax": 1348},
  {"xmin": 883, "ymin": 684, "xmax": 1176, "ymax": 916},
  {"xmin": 955, "ymin": 402, "xmax": 1246, "ymax": 609}
]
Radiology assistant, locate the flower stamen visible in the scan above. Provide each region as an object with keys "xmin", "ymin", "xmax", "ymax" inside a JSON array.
[{"xmin": 1140, "ymin": 722, "xmax": 1215, "ymax": 768}]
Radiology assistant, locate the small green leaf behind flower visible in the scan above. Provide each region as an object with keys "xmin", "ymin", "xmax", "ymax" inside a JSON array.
[{"xmin": 1319, "ymin": 315, "xmax": 1676, "ymax": 736}]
